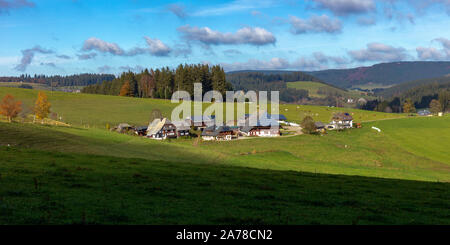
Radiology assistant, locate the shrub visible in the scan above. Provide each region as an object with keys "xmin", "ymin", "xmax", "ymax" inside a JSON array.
[{"xmin": 301, "ymin": 116, "xmax": 317, "ymax": 134}]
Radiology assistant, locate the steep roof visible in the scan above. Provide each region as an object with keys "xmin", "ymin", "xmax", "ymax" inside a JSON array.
[
  {"xmin": 172, "ymin": 120, "xmax": 191, "ymax": 131},
  {"xmin": 239, "ymin": 111, "xmax": 279, "ymax": 132},
  {"xmin": 201, "ymin": 126, "xmax": 233, "ymax": 136},
  {"xmin": 147, "ymin": 118, "xmax": 173, "ymax": 136},
  {"xmin": 117, "ymin": 123, "xmax": 132, "ymax": 130},
  {"xmin": 188, "ymin": 115, "xmax": 215, "ymax": 123},
  {"xmin": 238, "ymin": 113, "xmax": 285, "ymax": 124},
  {"xmin": 315, "ymin": 122, "xmax": 325, "ymax": 128},
  {"xmin": 135, "ymin": 126, "xmax": 148, "ymax": 131},
  {"xmin": 332, "ymin": 112, "xmax": 353, "ymax": 121},
  {"xmin": 270, "ymin": 114, "xmax": 287, "ymax": 121}
]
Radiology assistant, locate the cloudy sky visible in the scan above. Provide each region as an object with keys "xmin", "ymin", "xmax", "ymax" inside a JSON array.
[{"xmin": 1, "ymin": 0, "xmax": 450, "ymax": 75}]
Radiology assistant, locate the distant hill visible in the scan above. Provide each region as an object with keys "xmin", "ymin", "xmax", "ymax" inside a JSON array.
[
  {"xmin": 0, "ymin": 73, "xmax": 116, "ymax": 87},
  {"xmin": 287, "ymin": 81, "xmax": 375, "ymax": 100},
  {"xmin": 227, "ymin": 70, "xmax": 298, "ymax": 75},
  {"xmin": 226, "ymin": 70, "xmax": 321, "ymax": 90},
  {"xmin": 307, "ymin": 61, "xmax": 450, "ymax": 88},
  {"xmin": 226, "ymin": 71, "xmax": 322, "ymax": 102},
  {"xmin": 378, "ymin": 75, "xmax": 450, "ymax": 99}
]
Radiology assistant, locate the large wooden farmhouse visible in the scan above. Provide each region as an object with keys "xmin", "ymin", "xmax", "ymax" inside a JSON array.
[
  {"xmin": 238, "ymin": 112, "xmax": 281, "ymax": 137},
  {"xmin": 146, "ymin": 118, "xmax": 177, "ymax": 140},
  {"xmin": 172, "ymin": 120, "xmax": 191, "ymax": 137},
  {"xmin": 187, "ymin": 115, "xmax": 215, "ymax": 130},
  {"xmin": 201, "ymin": 126, "xmax": 235, "ymax": 141}
]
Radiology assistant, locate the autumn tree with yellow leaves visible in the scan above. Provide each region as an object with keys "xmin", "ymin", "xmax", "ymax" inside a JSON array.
[
  {"xmin": 34, "ymin": 91, "xmax": 51, "ymax": 120},
  {"xmin": 0, "ymin": 94, "xmax": 22, "ymax": 122}
]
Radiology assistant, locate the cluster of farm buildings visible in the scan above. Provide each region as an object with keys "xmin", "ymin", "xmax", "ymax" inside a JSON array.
[{"xmin": 116, "ymin": 111, "xmax": 355, "ymax": 141}]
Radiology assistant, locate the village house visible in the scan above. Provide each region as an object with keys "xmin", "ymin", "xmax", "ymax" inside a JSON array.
[
  {"xmin": 315, "ymin": 121, "xmax": 326, "ymax": 133},
  {"xmin": 172, "ymin": 120, "xmax": 191, "ymax": 137},
  {"xmin": 328, "ymin": 112, "xmax": 354, "ymax": 130},
  {"xmin": 201, "ymin": 126, "xmax": 235, "ymax": 141},
  {"xmin": 187, "ymin": 115, "xmax": 215, "ymax": 130},
  {"xmin": 418, "ymin": 109, "xmax": 432, "ymax": 116},
  {"xmin": 134, "ymin": 126, "xmax": 148, "ymax": 136},
  {"xmin": 271, "ymin": 114, "xmax": 288, "ymax": 124},
  {"xmin": 239, "ymin": 112, "xmax": 281, "ymax": 137},
  {"xmin": 237, "ymin": 113, "xmax": 286, "ymax": 125},
  {"xmin": 146, "ymin": 118, "xmax": 177, "ymax": 140},
  {"xmin": 113, "ymin": 123, "xmax": 134, "ymax": 133}
]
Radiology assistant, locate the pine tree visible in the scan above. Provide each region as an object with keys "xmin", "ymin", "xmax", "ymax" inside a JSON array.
[{"xmin": 212, "ymin": 65, "xmax": 226, "ymax": 95}]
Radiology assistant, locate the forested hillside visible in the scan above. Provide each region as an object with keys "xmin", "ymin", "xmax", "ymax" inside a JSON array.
[
  {"xmin": 226, "ymin": 71, "xmax": 321, "ymax": 90},
  {"xmin": 82, "ymin": 64, "xmax": 232, "ymax": 99},
  {"xmin": 378, "ymin": 75, "xmax": 450, "ymax": 98},
  {"xmin": 0, "ymin": 73, "xmax": 115, "ymax": 87},
  {"xmin": 307, "ymin": 61, "xmax": 450, "ymax": 88},
  {"xmin": 226, "ymin": 71, "xmax": 325, "ymax": 102},
  {"xmin": 398, "ymin": 82, "xmax": 450, "ymax": 109},
  {"xmin": 361, "ymin": 82, "xmax": 450, "ymax": 113}
]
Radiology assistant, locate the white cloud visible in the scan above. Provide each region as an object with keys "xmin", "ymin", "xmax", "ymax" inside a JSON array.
[
  {"xmin": 311, "ymin": 0, "xmax": 376, "ymax": 16},
  {"xmin": 82, "ymin": 37, "xmax": 125, "ymax": 55},
  {"xmin": 416, "ymin": 38, "xmax": 450, "ymax": 60},
  {"xmin": 178, "ymin": 25, "xmax": 276, "ymax": 46},
  {"xmin": 144, "ymin": 37, "xmax": 172, "ymax": 56},
  {"xmin": 348, "ymin": 42, "xmax": 408, "ymax": 62},
  {"xmin": 289, "ymin": 15, "xmax": 342, "ymax": 34},
  {"xmin": 80, "ymin": 37, "xmax": 172, "ymax": 57}
]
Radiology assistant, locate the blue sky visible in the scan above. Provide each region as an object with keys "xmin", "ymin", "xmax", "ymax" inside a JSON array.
[{"xmin": 1, "ymin": 0, "xmax": 450, "ymax": 76}]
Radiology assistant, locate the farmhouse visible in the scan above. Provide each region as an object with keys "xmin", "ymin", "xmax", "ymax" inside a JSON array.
[
  {"xmin": 315, "ymin": 121, "xmax": 326, "ymax": 133},
  {"xmin": 201, "ymin": 126, "xmax": 235, "ymax": 141},
  {"xmin": 187, "ymin": 115, "xmax": 215, "ymax": 130},
  {"xmin": 146, "ymin": 118, "xmax": 177, "ymax": 140},
  {"xmin": 238, "ymin": 113, "xmax": 287, "ymax": 124},
  {"xmin": 172, "ymin": 120, "xmax": 191, "ymax": 137},
  {"xmin": 134, "ymin": 126, "xmax": 148, "ymax": 136},
  {"xmin": 239, "ymin": 112, "xmax": 281, "ymax": 137},
  {"xmin": 271, "ymin": 114, "xmax": 288, "ymax": 123},
  {"xmin": 114, "ymin": 123, "xmax": 134, "ymax": 133},
  {"xmin": 418, "ymin": 109, "xmax": 432, "ymax": 116},
  {"xmin": 329, "ymin": 112, "xmax": 353, "ymax": 129}
]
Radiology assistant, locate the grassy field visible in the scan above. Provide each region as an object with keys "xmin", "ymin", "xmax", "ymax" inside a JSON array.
[
  {"xmin": 0, "ymin": 87, "xmax": 404, "ymax": 128},
  {"xmin": 0, "ymin": 87, "xmax": 449, "ymax": 224},
  {"xmin": 287, "ymin": 81, "xmax": 375, "ymax": 100},
  {"xmin": 0, "ymin": 82, "xmax": 83, "ymax": 91},
  {"xmin": 350, "ymin": 83, "xmax": 395, "ymax": 90},
  {"xmin": 1, "ymin": 146, "xmax": 449, "ymax": 225},
  {"xmin": 1, "ymin": 116, "xmax": 448, "ymax": 182}
]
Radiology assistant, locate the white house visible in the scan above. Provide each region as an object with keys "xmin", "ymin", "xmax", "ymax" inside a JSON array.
[{"xmin": 329, "ymin": 112, "xmax": 353, "ymax": 129}]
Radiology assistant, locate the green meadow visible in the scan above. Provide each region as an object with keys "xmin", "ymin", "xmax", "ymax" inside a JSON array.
[
  {"xmin": 0, "ymin": 87, "xmax": 449, "ymax": 224},
  {"xmin": 287, "ymin": 81, "xmax": 374, "ymax": 100},
  {"xmin": 0, "ymin": 87, "xmax": 402, "ymax": 128},
  {"xmin": 287, "ymin": 81, "xmax": 335, "ymax": 98}
]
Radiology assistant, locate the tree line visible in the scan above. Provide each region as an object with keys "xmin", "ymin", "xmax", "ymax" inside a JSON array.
[
  {"xmin": 361, "ymin": 85, "xmax": 450, "ymax": 114},
  {"xmin": 82, "ymin": 64, "xmax": 232, "ymax": 99},
  {"xmin": 226, "ymin": 71, "xmax": 320, "ymax": 90},
  {"xmin": 225, "ymin": 71, "xmax": 318, "ymax": 103},
  {"xmin": 0, "ymin": 74, "xmax": 115, "ymax": 87}
]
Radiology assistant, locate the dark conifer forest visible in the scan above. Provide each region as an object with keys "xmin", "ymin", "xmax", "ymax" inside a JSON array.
[{"xmin": 81, "ymin": 64, "xmax": 232, "ymax": 99}]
